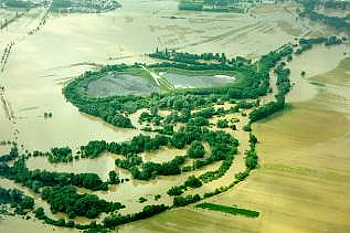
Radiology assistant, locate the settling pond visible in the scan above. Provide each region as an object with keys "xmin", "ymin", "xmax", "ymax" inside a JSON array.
[{"xmin": 160, "ymin": 72, "xmax": 236, "ymax": 89}]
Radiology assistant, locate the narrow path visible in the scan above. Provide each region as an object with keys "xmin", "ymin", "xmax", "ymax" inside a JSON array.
[
  {"xmin": 0, "ymin": 8, "xmax": 32, "ymax": 30},
  {"xmin": 140, "ymin": 65, "xmax": 160, "ymax": 86}
]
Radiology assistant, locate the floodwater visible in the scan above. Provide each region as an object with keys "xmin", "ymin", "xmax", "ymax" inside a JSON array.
[
  {"xmin": 0, "ymin": 0, "xmax": 307, "ymax": 152},
  {"xmin": 119, "ymin": 50, "xmax": 350, "ymax": 233},
  {"xmin": 0, "ymin": 0, "xmax": 349, "ymax": 232}
]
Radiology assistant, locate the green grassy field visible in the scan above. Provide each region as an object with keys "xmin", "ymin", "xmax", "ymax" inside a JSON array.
[{"xmin": 195, "ymin": 202, "xmax": 260, "ymax": 218}]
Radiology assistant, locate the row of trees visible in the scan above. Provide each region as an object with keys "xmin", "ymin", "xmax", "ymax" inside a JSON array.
[
  {"xmin": 0, "ymin": 187, "xmax": 34, "ymax": 213},
  {"xmin": 296, "ymin": 36, "xmax": 344, "ymax": 55},
  {"xmin": 0, "ymin": 159, "xmax": 109, "ymax": 191},
  {"xmin": 249, "ymin": 61, "xmax": 292, "ymax": 122},
  {"xmin": 0, "ymin": 146, "xmax": 19, "ymax": 162},
  {"xmin": 249, "ymin": 95, "xmax": 285, "ymax": 122},
  {"xmin": 41, "ymin": 185, "xmax": 123, "ymax": 219},
  {"xmin": 167, "ymin": 176, "xmax": 202, "ymax": 196},
  {"xmin": 324, "ymin": 1, "xmax": 350, "ymax": 10},
  {"xmin": 3, "ymin": 0, "xmax": 35, "ymax": 8},
  {"xmin": 32, "ymin": 203, "xmax": 168, "ymax": 231},
  {"xmin": 129, "ymin": 156, "xmax": 186, "ymax": 180},
  {"xmin": 49, "ymin": 147, "xmax": 72, "ymax": 163},
  {"xmin": 80, "ymin": 140, "xmax": 107, "ymax": 158},
  {"xmin": 149, "ymin": 48, "xmax": 228, "ymax": 64},
  {"xmin": 299, "ymin": 1, "xmax": 350, "ymax": 36}
]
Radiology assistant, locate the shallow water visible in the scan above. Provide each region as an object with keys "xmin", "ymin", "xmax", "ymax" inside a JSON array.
[
  {"xmin": 0, "ymin": 0, "xmax": 308, "ymax": 152},
  {"xmin": 119, "ymin": 56, "xmax": 350, "ymax": 233}
]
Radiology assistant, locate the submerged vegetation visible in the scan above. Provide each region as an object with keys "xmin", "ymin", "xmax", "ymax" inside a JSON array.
[
  {"xmin": 41, "ymin": 185, "xmax": 123, "ymax": 219},
  {"xmin": 0, "ymin": 187, "xmax": 34, "ymax": 214}
]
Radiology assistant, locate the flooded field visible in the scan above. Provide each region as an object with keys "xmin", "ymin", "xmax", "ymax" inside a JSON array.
[
  {"xmin": 118, "ymin": 54, "xmax": 350, "ymax": 233},
  {"xmin": 0, "ymin": 0, "xmax": 349, "ymax": 232},
  {"xmin": 0, "ymin": 0, "xmax": 308, "ymax": 151}
]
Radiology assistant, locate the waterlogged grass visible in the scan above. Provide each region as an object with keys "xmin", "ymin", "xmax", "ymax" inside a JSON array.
[
  {"xmin": 152, "ymin": 67, "xmax": 239, "ymax": 77},
  {"xmin": 195, "ymin": 202, "xmax": 260, "ymax": 218}
]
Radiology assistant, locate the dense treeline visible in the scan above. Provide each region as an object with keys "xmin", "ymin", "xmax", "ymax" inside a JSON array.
[
  {"xmin": 298, "ymin": 1, "xmax": 350, "ymax": 35},
  {"xmin": 102, "ymin": 204, "xmax": 168, "ymax": 228},
  {"xmin": 0, "ymin": 159, "xmax": 109, "ymax": 191},
  {"xmin": 178, "ymin": 1, "xmax": 203, "ymax": 11},
  {"xmin": 173, "ymin": 194, "xmax": 201, "ymax": 207},
  {"xmin": 249, "ymin": 61, "xmax": 292, "ymax": 122},
  {"xmin": 167, "ymin": 175, "xmax": 202, "ymax": 196},
  {"xmin": 50, "ymin": 147, "xmax": 72, "ymax": 163},
  {"xmin": 110, "ymin": 134, "xmax": 170, "ymax": 155},
  {"xmin": 201, "ymin": 134, "xmax": 259, "ymax": 200},
  {"xmin": 52, "ymin": 0, "xmax": 121, "ymax": 13},
  {"xmin": 296, "ymin": 36, "xmax": 344, "ymax": 54},
  {"xmin": 178, "ymin": 0, "xmax": 244, "ymax": 13},
  {"xmin": 0, "ymin": 187, "xmax": 34, "ymax": 213},
  {"xmin": 187, "ymin": 141, "xmax": 205, "ymax": 158},
  {"xmin": 80, "ymin": 140, "xmax": 107, "ymax": 158},
  {"xmin": 249, "ymin": 93, "xmax": 285, "ymax": 122},
  {"xmin": 149, "ymin": 48, "xmax": 228, "ymax": 64},
  {"xmin": 129, "ymin": 155, "xmax": 186, "ymax": 180},
  {"xmin": 216, "ymin": 119, "xmax": 229, "ymax": 128},
  {"xmin": 198, "ymin": 154, "xmax": 234, "ymax": 183},
  {"xmin": 324, "ymin": 1, "xmax": 350, "ymax": 10},
  {"xmin": 31, "ymin": 147, "xmax": 73, "ymax": 163},
  {"xmin": 3, "ymin": 0, "xmax": 35, "ymax": 8},
  {"xmin": 42, "ymin": 185, "xmax": 123, "ymax": 219},
  {"xmin": 0, "ymin": 146, "xmax": 19, "ymax": 162},
  {"xmin": 258, "ymin": 45, "xmax": 293, "ymax": 74},
  {"xmin": 32, "ymin": 203, "xmax": 168, "ymax": 231},
  {"xmin": 275, "ymin": 63, "xmax": 291, "ymax": 96},
  {"xmin": 245, "ymin": 134, "xmax": 259, "ymax": 170}
]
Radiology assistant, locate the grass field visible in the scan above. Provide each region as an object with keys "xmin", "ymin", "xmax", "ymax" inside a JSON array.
[
  {"xmin": 160, "ymin": 72, "xmax": 236, "ymax": 89},
  {"xmin": 312, "ymin": 57, "xmax": 350, "ymax": 86}
]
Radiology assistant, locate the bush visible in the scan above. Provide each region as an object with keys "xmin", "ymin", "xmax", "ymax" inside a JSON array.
[
  {"xmin": 184, "ymin": 176, "xmax": 202, "ymax": 188},
  {"xmin": 187, "ymin": 141, "xmax": 205, "ymax": 158},
  {"xmin": 216, "ymin": 119, "xmax": 229, "ymax": 128}
]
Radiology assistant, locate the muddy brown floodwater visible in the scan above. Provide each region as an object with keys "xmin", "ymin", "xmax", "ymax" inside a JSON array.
[
  {"xmin": 0, "ymin": 0, "xmax": 319, "ymax": 152},
  {"xmin": 118, "ymin": 47, "xmax": 350, "ymax": 233},
  {"xmin": 1, "ymin": 0, "xmax": 350, "ymax": 232}
]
